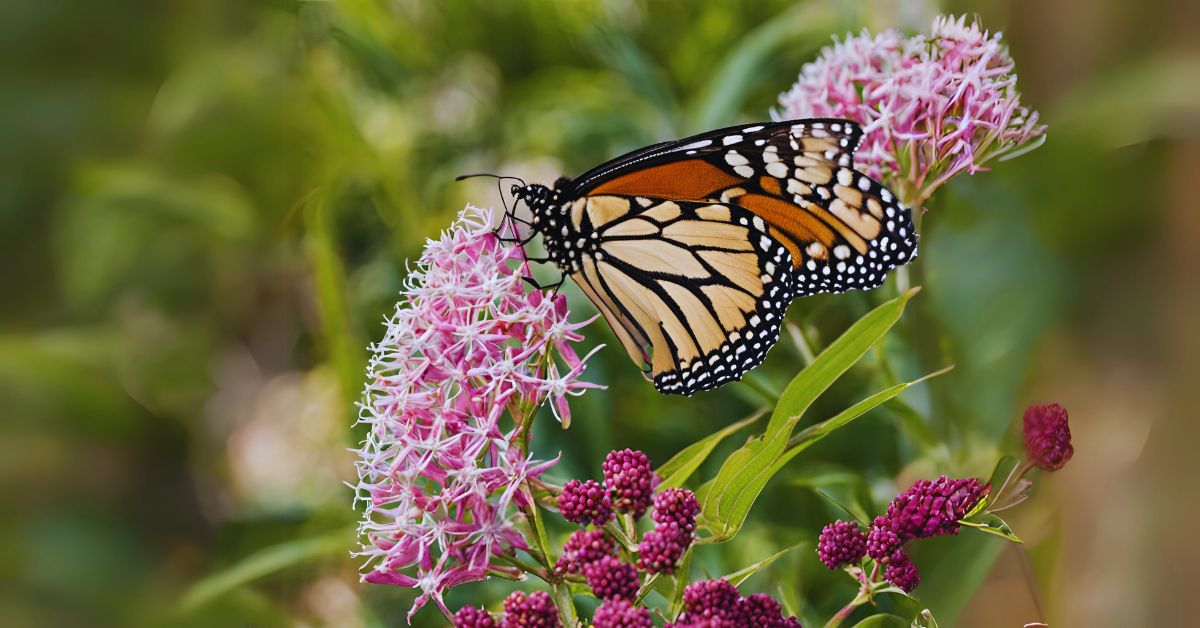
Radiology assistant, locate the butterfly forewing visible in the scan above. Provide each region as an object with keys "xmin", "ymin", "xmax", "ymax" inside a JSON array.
[
  {"xmin": 570, "ymin": 119, "xmax": 916, "ymax": 298},
  {"xmin": 567, "ymin": 195, "xmax": 794, "ymax": 395}
]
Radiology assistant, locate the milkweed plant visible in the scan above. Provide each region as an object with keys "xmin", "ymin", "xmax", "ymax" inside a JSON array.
[{"xmin": 352, "ymin": 16, "xmax": 1059, "ymax": 627}]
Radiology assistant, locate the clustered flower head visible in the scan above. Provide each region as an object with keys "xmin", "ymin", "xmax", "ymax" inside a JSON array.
[
  {"xmin": 593, "ymin": 598, "xmax": 654, "ymax": 627},
  {"xmin": 817, "ymin": 520, "xmax": 867, "ymax": 569},
  {"xmin": 558, "ymin": 479, "xmax": 614, "ymax": 526},
  {"xmin": 884, "ymin": 556, "xmax": 921, "ymax": 593},
  {"xmin": 502, "ymin": 591, "xmax": 559, "ymax": 627},
  {"xmin": 604, "ymin": 449, "xmax": 660, "ymax": 517},
  {"xmin": 555, "ymin": 529, "xmax": 616, "ymax": 576},
  {"xmin": 584, "ymin": 555, "xmax": 640, "ymax": 601},
  {"xmin": 817, "ymin": 475, "xmax": 988, "ymax": 592},
  {"xmin": 352, "ymin": 206, "xmax": 600, "ymax": 618},
  {"xmin": 885, "ymin": 475, "xmax": 989, "ymax": 539},
  {"xmin": 453, "ymin": 606, "xmax": 497, "ymax": 628},
  {"xmin": 638, "ymin": 488, "xmax": 700, "ymax": 575},
  {"xmin": 1023, "ymin": 403, "xmax": 1074, "ymax": 471},
  {"xmin": 865, "ymin": 517, "xmax": 902, "ymax": 564},
  {"xmin": 777, "ymin": 15, "xmax": 1046, "ymax": 204},
  {"xmin": 670, "ymin": 579, "xmax": 802, "ymax": 627}
]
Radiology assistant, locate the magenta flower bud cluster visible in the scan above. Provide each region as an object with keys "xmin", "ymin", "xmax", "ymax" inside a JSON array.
[
  {"xmin": 818, "ymin": 475, "xmax": 988, "ymax": 592},
  {"xmin": 453, "ymin": 606, "xmax": 497, "ymax": 628},
  {"xmin": 1023, "ymin": 403, "xmax": 1074, "ymax": 471},
  {"xmin": 884, "ymin": 556, "xmax": 921, "ymax": 593},
  {"xmin": 353, "ymin": 206, "xmax": 600, "ymax": 619},
  {"xmin": 817, "ymin": 520, "xmax": 867, "ymax": 569},
  {"xmin": 584, "ymin": 555, "xmax": 640, "ymax": 601},
  {"xmin": 501, "ymin": 591, "xmax": 559, "ymax": 627},
  {"xmin": 558, "ymin": 479, "xmax": 614, "ymax": 526},
  {"xmin": 559, "ymin": 448, "xmax": 661, "ymax": 528},
  {"xmin": 555, "ymin": 529, "xmax": 616, "ymax": 576},
  {"xmin": 603, "ymin": 448, "xmax": 659, "ymax": 517},
  {"xmin": 593, "ymin": 598, "xmax": 653, "ymax": 627},
  {"xmin": 866, "ymin": 517, "xmax": 902, "ymax": 564},
  {"xmin": 670, "ymin": 579, "xmax": 802, "ymax": 627},
  {"xmin": 777, "ymin": 15, "xmax": 1046, "ymax": 201},
  {"xmin": 638, "ymin": 488, "xmax": 700, "ymax": 575},
  {"xmin": 884, "ymin": 476, "xmax": 989, "ymax": 539}
]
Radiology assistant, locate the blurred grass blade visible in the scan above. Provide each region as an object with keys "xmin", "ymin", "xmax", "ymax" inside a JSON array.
[
  {"xmin": 723, "ymin": 542, "xmax": 806, "ymax": 587},
  {"xmin": 687, "ymin": 1, "xmax": 838, "ymax": 131},
  {"xmin": 656, "ymin": 411, "xmax": 763, "ymax": 489},
  {"xmin": 588, "ymin": 24, "xmax": 679, "ymax": 134},
  {"xmin": 772, "ymin": 365, "xmax": 954, "ymax": 475},
  {"xmin": 179, "ymin": 531, "xmax": 348, "ymax": 612},
  {"xmin": 697, "ymin": 289, "xmax": 918, "ymax": 541},
  {"xmin": 1051, "ymin": 53, "xmax": 1200, "ymax": 147},
  {"xmin": 304, "ymin": 187, "xmax": 361, "ymax": 407}
]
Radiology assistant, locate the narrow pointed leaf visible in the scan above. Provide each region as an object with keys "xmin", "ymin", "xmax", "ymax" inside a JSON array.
[
  {"xmin": 656, "ymin": 411, "xmax": 762, "ymax": 489},
  {"xmin": 697, "ymin": 289, "xmax": 918, "ymax": 541},
  {"xmin": 180, "ymin": 530, "xmax": 348, "ymax": 611},
  {"xmin": 958, "ymin": 514, "xmax": 1023, "ymax": 544},
  {"xmin": 723, "ymin": 542, "xmax": 806, "ymax": 587}
]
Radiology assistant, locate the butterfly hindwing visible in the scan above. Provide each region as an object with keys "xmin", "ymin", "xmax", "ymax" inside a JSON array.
[{"xmin": 566, "ymin": 195, "xmax": 794, "ymax": 395}]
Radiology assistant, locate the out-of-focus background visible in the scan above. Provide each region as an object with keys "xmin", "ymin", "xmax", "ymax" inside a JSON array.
[{"xmin": 2, "ymin": 0, "xmax": 1197, "ymax": 625}]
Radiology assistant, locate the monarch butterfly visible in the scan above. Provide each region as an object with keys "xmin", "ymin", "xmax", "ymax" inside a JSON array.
[{"xmin": 469, "ymin": 119, "xmax": 917, "ymax": 396}]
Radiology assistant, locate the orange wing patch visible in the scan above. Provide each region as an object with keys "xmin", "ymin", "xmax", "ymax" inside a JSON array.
[{"xmin": 590, "ymin": 159, "xmax": 741, "ymax": 199}]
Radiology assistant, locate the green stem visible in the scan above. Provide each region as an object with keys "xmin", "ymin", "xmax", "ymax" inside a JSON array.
[
  {"xmin": 824, "ymin": 590, "xmax": 870, "ymax": 628},
  {"xmin": 512, "ymin": 378, "xmax": 578, "ymax": 626},
  {"xmin": 493, "ymin": 552, "xmax": 549, "ymax": 582}
]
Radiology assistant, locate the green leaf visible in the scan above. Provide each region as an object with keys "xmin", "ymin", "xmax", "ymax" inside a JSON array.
[
  {"xmin": 656, "ymin": 411, "xmax": 763, "ymax": 489},
  {"xmin": 686, "ymin": 2, "xmax": 839, "ymax": 131},
  {"xmin": 772, "ymin": 365, "xmax": 953, "ymax": 478},
  {"xmin": 852, "ymin": 614, "xmax": 910, "ymax": 628},
  {"xmin": 697, "ymin": 289, "xmax": 918, "ymax": 542},
  {"xmin": 179, "ymin": 530, "xmax": 349, "ymax": 612},
  {"xmin": 722, "ymin": 542, "xmax": 806, "ymax": 587},
  {"xmin": 958, "ymin": 514, "xmax": 1023, "ymax": 544},
  {"xmin": 668, "ymin": 546, "xmax": 695, "ymax": 617}
]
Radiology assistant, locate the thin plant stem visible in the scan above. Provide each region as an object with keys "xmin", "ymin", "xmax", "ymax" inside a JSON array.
[{"xmin": 1015, "ymin": 545, "xmax": 1046, "ymax": 620}]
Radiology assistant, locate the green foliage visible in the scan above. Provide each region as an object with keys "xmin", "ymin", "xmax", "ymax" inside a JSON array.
[
  {"xmin": 3, "ymin": 0, "xmax": 1191, "ymax": 626},
  {"xmin": 698, "ymin": 289, "xmax": 917, "ymax": 541}
]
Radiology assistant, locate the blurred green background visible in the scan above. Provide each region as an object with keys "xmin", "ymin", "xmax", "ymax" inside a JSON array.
[{"xmin": 2, "ymin": 0, "xmax": 1197, "ymax": 626}]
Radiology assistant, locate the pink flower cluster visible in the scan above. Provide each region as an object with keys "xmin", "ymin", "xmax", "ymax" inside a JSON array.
[
  {"xmin": 353, "ymin": 206, "xmax": 599, "ymax": 619},
  {"xmin": 777, "ymin": 15, "xmax": 1046, "ymax": 204}
]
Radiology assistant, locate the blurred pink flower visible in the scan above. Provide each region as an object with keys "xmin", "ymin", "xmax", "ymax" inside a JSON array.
[
  {"xmin": 353, "ymin": 205, "xmax": 600, "ymax": 620},
  {"xmin": 777, "ymin": 15, "xmax": 1046, "ymax": 205}
]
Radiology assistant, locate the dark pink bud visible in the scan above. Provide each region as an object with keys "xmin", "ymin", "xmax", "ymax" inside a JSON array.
[
  {"xmin": 817, "ymin": 520, "xmax": 867, "ymax": 569},
  {"xmin": 558, "ymin": 479, "xmax": 613, "ymax": 526},
  {"xmin": 555, "ymin": 529, "xmax": 615, "ymax": 576},
  {"xmin": 1023, "ymin": 403, "xmax": 1074, "ymax": 471},
  {"xmin": 593, "ymin": 598, "xmax": 653, "ymax": 627},
  {"xmin": 501, "ymin": 591, "xmax": 559, "ymax": 628},
  {"xmin": 584, "ymin": 555, "xmax": 640, "ymax": 601},
  {"xmin": 603, "ymin": 449, "xmax": 659, "ymax": 518},
  {"xmin": 453, "ymin": 606, "xmax": 496, "ymax": 628}
]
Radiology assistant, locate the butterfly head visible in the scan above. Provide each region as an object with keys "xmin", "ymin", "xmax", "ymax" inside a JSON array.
[{"xmin": 512, "ymin": 180, "xmax": 571, "ymax": 229}]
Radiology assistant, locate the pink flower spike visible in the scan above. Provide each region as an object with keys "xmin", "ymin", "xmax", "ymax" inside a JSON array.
[
  {"xmin": 353, "ymin": 205, "xmax": 598, "ymax": 619},
  {"xmin": 776, "ymin": 15, "xmax": 1045, "ymax": 205}
]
